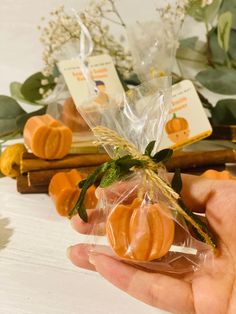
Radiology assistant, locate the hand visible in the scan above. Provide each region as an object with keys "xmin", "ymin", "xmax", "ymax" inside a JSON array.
[{"xmin": 67, "ymin": 175, "xmax": 236, "ymax": 314}]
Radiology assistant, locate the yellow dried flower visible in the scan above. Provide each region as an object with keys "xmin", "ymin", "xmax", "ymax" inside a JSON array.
[{"xmin": 0, "ymin": 144, "xmax": 27, "ymax": 178}]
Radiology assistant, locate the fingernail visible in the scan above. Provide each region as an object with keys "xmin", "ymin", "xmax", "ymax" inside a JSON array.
[
  {"xmin": 89, "ymin": 253, "xmax": 97, "ymax": 266},
  {"xmin": 66, "ymin": 246, "xmax": 72, "ymax": 259}
]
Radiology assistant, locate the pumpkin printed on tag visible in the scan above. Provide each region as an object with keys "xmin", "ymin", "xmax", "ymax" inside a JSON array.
[
  {"xmin": 165, "ymin": 113, "xmax": 190, "ymax": 144},
  {"xmin": 106, "ymin": 198, "xmax": 175, "ymax": 261}
]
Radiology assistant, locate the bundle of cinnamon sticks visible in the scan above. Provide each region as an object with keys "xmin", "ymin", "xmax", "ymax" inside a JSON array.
[
  {"xmin": 16, "ymin": 149, "xmax": 236, "ymax": 194},
  {"xmin": 17, "ymin": 152, "xmax": 110, "ymax": 193}
]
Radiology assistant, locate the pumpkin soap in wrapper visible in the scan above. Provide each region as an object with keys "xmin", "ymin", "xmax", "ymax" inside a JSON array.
[
  {"xmin": 106, "ymin": 198, "xmax": 175, "ymax": 261},
  {"xmin": 64, "ymin": 13, "xmax": 215, "ymax": 274},
  {"xmin": 69, "ymin": 78, "xmax": 216, "ymax": 274}
]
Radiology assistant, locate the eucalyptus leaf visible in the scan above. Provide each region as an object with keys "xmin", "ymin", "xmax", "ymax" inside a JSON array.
[
  {"xmin": 10, "ymin": 82, "xmax": 40, "ymax": 106},
  {"xmin": 16, "ymin": 106, "xmax": 47, "ymax": 132},
  {"xmin": 196, "ymin": 68, "xmax": 236, "ymax": 95},
  {"xmin": 209, "ymin": 28, "xmax": 227, "ymax": 65},
  {"xmin": 145, "ymin": 141, "xmax": 156, "ymax": 157},
  {"xmin": 0, "ymin": 95, "xmax": 26, "ymax": 118},
  {"xmin": 176, "ymin": 47, "xmax": 208, "ymax": 64},
  {"xmin": 220, "ymin": 0, "xmax": 236, "ymax": 29},
  {"xmin": 0, "ymin": 118, "xmax": 18, "ymax": 136},
  {"xmin": 209, "ymin": 28, "xmax": 236, "ymax": 65},
  {"xmin": 229, "ymin": 29, "xmax": 236, "ymax": 60},
  {"xmin": 0, "ymin": 130, "xmax": 21, "ymax": 142},
  {"xmin": 211, "ymin": 99, "xmax": 236, "ymax": 125},
  {"xmin": 153, "ymin": 149, "xmax": 173, "ymax": 163},
  {"xmin": 21, "ymin": 72, "xmax": 56, "ymax": 102},
  {"xmin": 217, "ymin": 11, "xmax": 232, "ymax": 52},
  {"xmin": 171, "ymin": 168, "xmax": 182, "ymax": 194},
  {"xmin": 204, "ymin": 0, "xmax": 223, "ymax": 23},
  {"xmin": 179, "ymin": 37, "xmax": 198, "ymax": 50}
]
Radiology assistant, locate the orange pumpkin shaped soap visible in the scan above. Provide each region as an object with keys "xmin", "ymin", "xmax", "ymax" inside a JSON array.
[
  {"xmin": 49, "ymin": 169, "xmax": 97, "ymax": 216},
  {"xmin": 23, "ymin": 114, "xmax": 72, "ymax": 160},
  {"xmin": 61, "ymin": 97, "xmax": 90, "ymax": 132},
  {"xmin": 106, "ymin": 198, "xmax": 175, "ymax": 261},
  {"xmin": 202, "ymin": 169, "xmax": 236, "ymax": 180}
]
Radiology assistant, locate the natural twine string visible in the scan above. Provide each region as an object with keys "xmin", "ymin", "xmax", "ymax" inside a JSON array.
[{"xmin": 93, "ymin": 125, "xmax": 216, "ymax": 249}]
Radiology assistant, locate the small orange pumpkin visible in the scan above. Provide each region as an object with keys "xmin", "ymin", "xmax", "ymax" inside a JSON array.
[
  {"xmin": 49, "ymin": 169, "xmax": 97, "ymax": 217},
  {"xmin": 24, "ymin": 114, "xmax": 72, "ymax": 160},
  {"xmin": 106, "ymin": 198, "xmax": 175, "ymax": 261},
  {"xmin": 61, "ymin": 97, "xmax": 90, "ymax": 132},
  {"xmin": 165, "ymin": 113, "xmax": 189, "ymax": 134},
  {"xmin": 202, "ymin": 169, "xmax": 236, "ymax": 180}
]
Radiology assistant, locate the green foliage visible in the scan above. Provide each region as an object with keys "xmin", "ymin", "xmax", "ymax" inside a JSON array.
[
  {"xmin": 229, "ymin": 29, "xmax": 236, "ymax": 60},
  {"xmin": 10, "ymin": 82, "xmax": 41, "ymax": 106},
  {"xmin": 196, "ymin": 68, "xmax": 236, "ymax": 95},
  {"xmin": 100, "ymin": 164, "xmax": 121, "ymax": 188},
  {"xmin": 16, "ymin": 107, "xmax": 47, "ymax": 131},
  {"xmin": 0, "ymin": 96, "xmax": 26, "ymax": 138},
  {"xmin": 208, "ymin": 28, "xmax": 227, "ymax": 65},
  {"xmin": 204, "ymin": 0, "xmax": 223, "ymax": 23},
  {"xmin": 171, "ymin": 168, "xmax": 182, "ymax": 194},
  {"xmin": 0, "ymin": 94, "xmax": 48, "ymax": 141},
  {"xmin": 220, "ymin": 0, "xmax": 236, "ymax": 29},
  {"xmin": 152, "ymin": 149, "xmax": 173, "ymax": 163},
  {"xmin": 21, "ymin": 72, "xmax": 56, "ymax": 102},
  {"xmin": 70, "ymin": 142, "xmax": 174, "ymax": 222},
  {"xmin": 144, "ymin": 140, "xmax": 156, "ymax": 156},
  {"xmin": 217, "ymin": 11, "xmax": 232, "ymax": 52},
  {"xmin": 187, "ymin": 0, "xmax": 223, "ymax": 23},
  {"xmin": 211, "ymin": 99, "xmax": 236, "ymax": 125},
  {"xmin": 186, "ymin": 0, "xmax": 205, "ymax": 21},
  {"xmin": 177, "ymin": 0, "xmax": 236, "ymax": 127},
  {"xmin": 179, "ymin": 37, "xmax": 198, "ymax": 50}
]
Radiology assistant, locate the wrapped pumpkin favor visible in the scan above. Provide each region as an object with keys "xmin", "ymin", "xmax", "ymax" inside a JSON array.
[
  {"xmin": 67, "ymin": 77, "xmax": 217, "ymax": 274},
  {"xmin": 62, "ymin": 16, "xmax": 216, "ymax": 274}
]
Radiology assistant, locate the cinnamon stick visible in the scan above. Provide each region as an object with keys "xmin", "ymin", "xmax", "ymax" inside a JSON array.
[
  {"xmin": 20, "ymin": 152, "xmax": 110, "ymax": 174},
  {"xmin": 166, "ymin": 149, "xmax": 236, "ymax": 171},
  {"xmin": 27, "ymin": 166, "xmax": 97, "ymax": 187},
  {"xmin": 17, "ymin": 175, "xmax": 48, "ymax": 194}
]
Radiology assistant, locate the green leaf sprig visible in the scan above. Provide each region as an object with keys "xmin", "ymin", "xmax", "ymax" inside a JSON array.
[{"xmin": 68, "ymin": 142, "xmax": 172, "ymax": 220}]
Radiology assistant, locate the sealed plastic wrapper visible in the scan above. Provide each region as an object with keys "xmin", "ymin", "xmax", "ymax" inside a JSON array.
[
  {"xmin": 69, "ymin": 77, "xmax": 217, "ymax": 275},
  {"xmin": 59, "ymin": 11, "xmax": 217, "ymax": 274},
  {"xmin": 44, "ymin": 76, "xmax": 92, "ymax": 138},
  {"xmin": 126, "ymin": 3, "xmax": 182, "ymax": 82}
]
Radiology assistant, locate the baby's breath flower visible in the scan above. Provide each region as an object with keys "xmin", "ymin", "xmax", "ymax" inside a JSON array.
[
  {"xmin": 39, "ymin": 2, "xmax": 132, "ymax": 77},
  {"xmin": 41, "ymin": 79, "xmax": 49, "ymax": 86},
  {"xmin": 39, "ymin": 88, "xmax": 44, "ymax": 95}
]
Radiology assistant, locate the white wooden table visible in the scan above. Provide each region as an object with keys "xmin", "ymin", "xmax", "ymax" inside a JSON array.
[{"xmin": 0, "ymin": 177, "xmax": 168, "ymax": 314}]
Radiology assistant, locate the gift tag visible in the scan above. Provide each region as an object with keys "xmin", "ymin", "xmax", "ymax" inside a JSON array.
[
  {"xmin": 159, "ymin": 80, "xmax": 212, "ymax": 150},
  {"xmin": 59, "ymin": 54, "xmax": 124, "ymax": 108}
]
